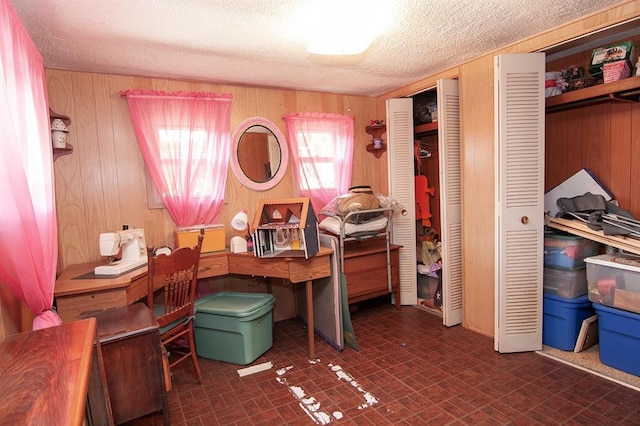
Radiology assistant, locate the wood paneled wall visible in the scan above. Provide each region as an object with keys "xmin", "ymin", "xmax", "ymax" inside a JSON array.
[{"xmin": 47, "ymin": 70, "xmax": 380, "ymax": 271}]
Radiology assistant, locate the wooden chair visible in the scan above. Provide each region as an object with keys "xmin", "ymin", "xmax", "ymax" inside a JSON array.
[{"xmin": 146, "ymin": 232, "xmax": 204, "ymax": 385}]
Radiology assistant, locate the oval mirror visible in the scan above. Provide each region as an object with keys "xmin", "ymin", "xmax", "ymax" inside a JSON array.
[{"xmin": 230, "ymin": 117, "xmax": 289, "ymax": 191}]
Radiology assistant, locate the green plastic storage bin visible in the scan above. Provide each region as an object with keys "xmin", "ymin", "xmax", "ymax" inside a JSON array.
[{"xmin": 194, "ymin": 292, "xmax": 275, "ymax": 365}]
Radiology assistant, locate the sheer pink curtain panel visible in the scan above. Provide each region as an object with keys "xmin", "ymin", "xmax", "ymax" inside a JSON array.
[
  {"xmin": 0, "ymin": 0, "xmax": 61, "ymax": 330},
  {"xmin": 121, "ymin": 90, "xmax": 232, "ymax": 226},
  {"xmin": 283, "ymin": 113, "xmax": 354, "ymax": 214}
]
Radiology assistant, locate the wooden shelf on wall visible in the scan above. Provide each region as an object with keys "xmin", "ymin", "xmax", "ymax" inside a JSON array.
[
  {"xmin": 366, "ymin": 143, "xmax": 387, "ymax": 158},
  {"xmin": 546, "ymin": 75, "xmax": 640, "ymax": 113},
  {"xmin": 365, "ymin": 124, "xmax": 387, "ymax": 158},
  {"xmin": 53, "ymin": 144, "xmax": 74, "ymax": 161}
]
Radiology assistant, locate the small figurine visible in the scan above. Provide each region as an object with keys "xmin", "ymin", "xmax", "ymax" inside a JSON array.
[{"xmin": 370, "ymin": 119, "xmax": 384, "ymax": 127}]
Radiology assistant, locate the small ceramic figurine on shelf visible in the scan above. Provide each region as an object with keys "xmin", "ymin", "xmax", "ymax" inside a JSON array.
[{"xmin": 51, "ymin": 118, "xmax": 69, "ymax": 148}]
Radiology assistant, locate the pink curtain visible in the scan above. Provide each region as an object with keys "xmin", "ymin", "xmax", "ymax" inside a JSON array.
[
  {"xmin": 283, "ymin": 113, "xmax": 354, "ymax": 214},
  {"xmin": 121, "ymin": 90, "xmax": 232, "ymax": 226},
  {"xmin": 0, "ymin": 0, "xmax": 61, "ymax": 329}
]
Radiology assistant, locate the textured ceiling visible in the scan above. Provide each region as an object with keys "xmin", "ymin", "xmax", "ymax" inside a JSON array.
[{"xmin": 11, "ymin": 0, "xmax": 624, "ymax": 97}]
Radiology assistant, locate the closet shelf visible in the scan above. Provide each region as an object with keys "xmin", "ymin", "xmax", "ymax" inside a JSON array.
[
  {"xmin": 414, "ymin": 122, "xmax": 438, "ymax": 135},
  {"xmin": 546, "ymin": 75, "xmax": 640, "ymax": 113}
]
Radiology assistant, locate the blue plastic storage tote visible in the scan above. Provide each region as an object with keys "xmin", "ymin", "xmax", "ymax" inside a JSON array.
[
  {"xmin": 543, "ymin": 294, "xmax": 595, "ymax": 351},
  {"xmin": 593, "ymin": 303, "xmax": 640, "ymax": 376}
]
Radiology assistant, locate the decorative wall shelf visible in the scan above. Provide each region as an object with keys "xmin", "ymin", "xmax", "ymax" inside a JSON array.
[
  {"xmin": 53, "ymin": 143, "xmax": 74, "ymax": 161},
  {"xmin": 50, "ymin": 108, "xmax": 73, "ymax": 162},
  {"xmin": 365, "ymin": 124, "xmax": 386, "ymax": 158},
  {"xmin": 366, "ymin": 143, "xmax": 387, "ymax": 158},
  {"xmin": 546, "ymin": 75, "xmax": 640, "ymax": 113}
]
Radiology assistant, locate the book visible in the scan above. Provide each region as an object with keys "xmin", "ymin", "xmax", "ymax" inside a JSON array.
[{"xmin": 574, "ymin": 314, "xmax": 599, "ymax": 352}]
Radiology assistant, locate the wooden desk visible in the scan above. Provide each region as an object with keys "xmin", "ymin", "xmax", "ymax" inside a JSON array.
[
  {"xmin": 227, "ymin": 249, "xmax": 332, "ymax": 359},
  {"xmin": 55, "ymin": 248, "xmax": 332, "ymax": 359},
  {"xmin": 54, "ymin": 252, "xmax": 229, "ymax": 323},
  {"xmin": 0, "ymin": 318, "xmax": 112, "ymax": 426}
]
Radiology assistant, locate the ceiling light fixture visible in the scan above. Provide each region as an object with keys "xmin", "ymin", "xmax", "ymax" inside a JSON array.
[{"xmin": 305, "ymin": 0, "xmax": 393, "ymax": 55}]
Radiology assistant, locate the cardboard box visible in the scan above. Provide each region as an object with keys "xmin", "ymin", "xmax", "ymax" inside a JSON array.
[
  {"xmin": 603, "ymin": 60, "xmax": 631, "ymax": 83},
  {"xmin": 589, "ymin": 41, "xmax": 636, "ymax": 80},
  {"xmin": 252, "ymin": 197, "xmax": 319, "ymax": 259},
  {"xmin": 174, "ymin": 224, "xmax": 225, "ymax": 253}
]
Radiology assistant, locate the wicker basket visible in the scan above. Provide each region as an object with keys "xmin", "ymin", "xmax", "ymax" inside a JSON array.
[{"xmin": 565, "ymin": 77, "xmax": 598, "ymax": 92}]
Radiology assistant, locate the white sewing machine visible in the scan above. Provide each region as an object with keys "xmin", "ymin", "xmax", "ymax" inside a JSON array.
[{"xmin": 94, "ymin": 229, "xmax": 148, "ymax": 275}]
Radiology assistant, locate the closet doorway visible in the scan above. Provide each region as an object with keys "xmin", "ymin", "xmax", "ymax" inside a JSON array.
[{"xmin": 386, "ymin": 79, "xmax": 461, "ymax": 326}]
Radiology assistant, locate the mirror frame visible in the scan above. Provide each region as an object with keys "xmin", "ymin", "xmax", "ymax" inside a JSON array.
[{"xmin": 230, "ymin": 117, "xmax": 289, "ymax": 191}]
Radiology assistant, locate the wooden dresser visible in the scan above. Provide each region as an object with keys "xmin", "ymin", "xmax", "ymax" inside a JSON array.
[
  {"xmin": 342, "ymin": 239, "xmax": 401, "ymax": 308},
  {"xmin": 0, "ymin": 318, "xmax": 112, "ymax": 425}
]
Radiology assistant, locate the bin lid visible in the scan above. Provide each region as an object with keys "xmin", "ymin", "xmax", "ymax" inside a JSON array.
[
  {"xmin": 544, "ymin": 231, "xmax": 584, "ymax": 242},
  {"xmin": 543, "ymin": 293, "xmax": 590, "ymax": 305},
  {"xmin": 584, "ymin": 253, "xmax": 640, "ymax": 273},
  {"xmin": 593, "ymin": 302, "xmax": 640, "ymax": 319},
  {"xmin": 195, "ymin": 292, "xmax": 275, "ymax": 318}
]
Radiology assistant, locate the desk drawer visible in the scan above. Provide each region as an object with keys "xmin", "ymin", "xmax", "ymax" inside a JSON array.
[
  {"xmin": 56, "ymin": 289, "xmax": 128, "ymax": 323},
  {"xmin": 198, "ymin": 254, "xmax": 229, "ymax": 278}
]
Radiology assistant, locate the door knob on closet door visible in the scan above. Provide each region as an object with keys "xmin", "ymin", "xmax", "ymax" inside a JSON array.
[{"xmin": 521, "ymin": 216, "xmax": 529, "ymax": 224}]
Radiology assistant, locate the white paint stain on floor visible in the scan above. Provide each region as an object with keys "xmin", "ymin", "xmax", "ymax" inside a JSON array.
[
  {"xmin": 274, "ymin": 359, "xmax": 379, "ymax": 424},
  {"xmin": 328, "ymin": 363, "xmax": 379, "ymax": 410}
]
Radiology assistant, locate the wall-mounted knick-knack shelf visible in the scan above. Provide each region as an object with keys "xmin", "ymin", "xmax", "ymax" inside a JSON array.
[
  {"xmin": 53, "ymin": 144, "xmax": 74, "ymax": 161},
  {"xmin": 50, "ymin": 108, "xmax": 73, "ymax": 161},
  {"xmin": 366, "ymin": 142, "xmax": 387, "ymax": 158},
  {"xmin": 365, "ymin": 124, "xmax": 386, "ymax": 158}
]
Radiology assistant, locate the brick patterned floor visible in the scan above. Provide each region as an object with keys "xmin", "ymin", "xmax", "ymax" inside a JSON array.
[{"xmin": 126, "ymin": 300, "xmax": 640, "ymax": 425}]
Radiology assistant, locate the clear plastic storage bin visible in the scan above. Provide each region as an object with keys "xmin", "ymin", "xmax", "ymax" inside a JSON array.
[
  {"xmin": 543, "ymin": 267, "xmax": 587, "ymax": 298},
  {"xmin": 585, "ymin": 253, "xmax": 640, "ymax": 315},
  {"xmin": 544, "ymin": 232, "xmax": 600, "ymax": 269}
]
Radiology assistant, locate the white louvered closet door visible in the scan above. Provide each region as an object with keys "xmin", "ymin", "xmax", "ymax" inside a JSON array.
[
  {"xmin": 437, "ymin": 79, "xmax": 462, "ymax": 327},
  {"xmin": 494, "ymin": 53, "xmax": 545, "ymax": 353},
  {"xmin": 386, "ymin": 98, "xmax": 417, "ymax": 305}
]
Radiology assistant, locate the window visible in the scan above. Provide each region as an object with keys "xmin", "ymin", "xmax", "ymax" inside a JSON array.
[
  {"xmin": 121, "ymin": 90, "xmax": 232, "ymax": 226},
  {"xmin": 283, "ymin": 113, "xmax": 354, "ymax": 213},
  {"xmin": 294, "ymin": 128, "xmax": 337, "ymax": 191},
  {"xmin": 157, "ymin": 127, "xmax": 215, "ymax": 198}
]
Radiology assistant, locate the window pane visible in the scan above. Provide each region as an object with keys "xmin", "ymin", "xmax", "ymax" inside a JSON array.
[
  {"xmin": 297, "ymin": 131, "xmax": 333, "ymax": 158},
  {"xmin": 158, "ymin": 128, "xmax": 213, "ymax": 197},
  {"xmin": 300, "ymin": 162, "xmax": 335, "ymax": 190}
]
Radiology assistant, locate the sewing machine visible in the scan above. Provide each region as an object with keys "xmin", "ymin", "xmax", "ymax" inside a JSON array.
[{"xmin": 94, "ymin": 229, "xmax": 148, "ymax": 275}]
